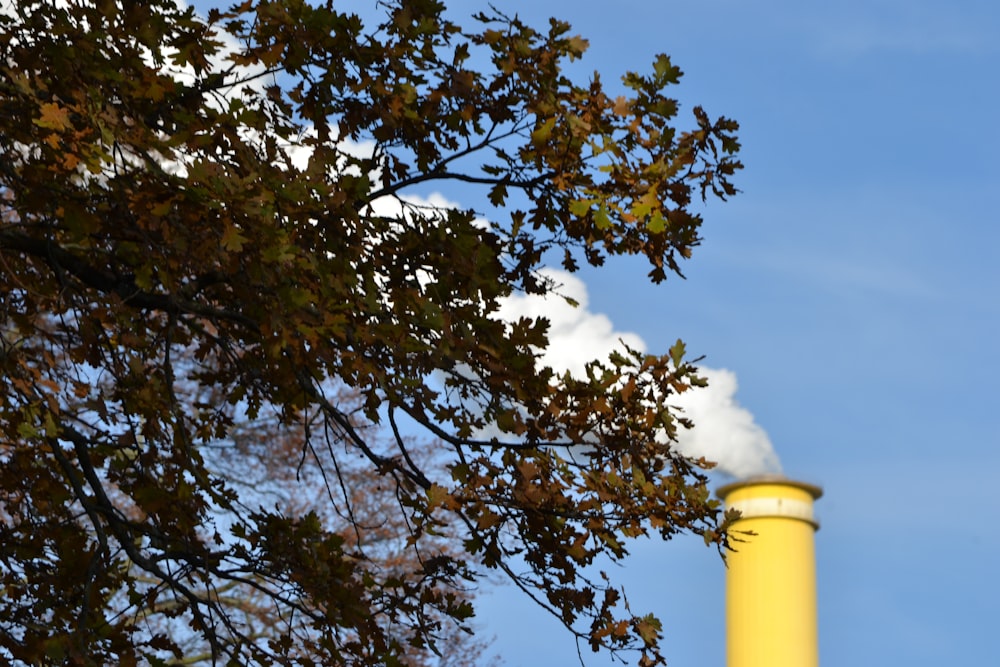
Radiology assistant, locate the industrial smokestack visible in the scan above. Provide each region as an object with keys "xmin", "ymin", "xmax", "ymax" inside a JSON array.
[{"xmin": 717, "ymin": 476, "xmax": 822, "ymax": 667}]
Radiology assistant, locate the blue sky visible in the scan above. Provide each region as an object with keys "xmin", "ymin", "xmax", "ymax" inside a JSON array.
[{"xmin": 456, "ymin": 1, "xmax": 1000, "ymax": 665}]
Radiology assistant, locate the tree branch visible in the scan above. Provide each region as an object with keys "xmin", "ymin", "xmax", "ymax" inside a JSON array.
[{"xmin": 0, "ymin": 230, "xmax": 260, "ymax": 332}]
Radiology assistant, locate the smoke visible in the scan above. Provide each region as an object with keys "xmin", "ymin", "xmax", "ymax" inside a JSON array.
[
  {"xmin": 497, "ymin": 268, "xmax": 782, "ymax": 479},
  {"xmin": 669, "ymin": 368, "xmax": 782, "ymax": 478}
]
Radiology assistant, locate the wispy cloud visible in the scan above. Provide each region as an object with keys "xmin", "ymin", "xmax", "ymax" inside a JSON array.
[
  {"xmin": 741, "ymin": 248, "xmax": 945, "ymax": 303},
  {"xmin": 799, "ymin": 5, "xmax": 998, "ymax": 58}
]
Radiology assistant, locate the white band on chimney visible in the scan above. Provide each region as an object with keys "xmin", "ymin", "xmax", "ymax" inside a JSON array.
[{"xmin": 727, "ymin": 497, "xmax": 816, "ymax": 524}]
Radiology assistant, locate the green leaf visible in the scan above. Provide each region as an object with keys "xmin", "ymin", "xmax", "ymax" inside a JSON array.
[
  {"xmin": 220, "ymin": 224, "xmax": 247, "ymax": 252},
  {"xmin": 669, "ymin": 338, "xmax": 686, "ymax": 367},
  {"xmin": 569, "ymin": 198, "xmax": 593, "ymax": 217},
  {"xmin": 594, "ymin": 204, "xmax": 611, "ymax": 230},
  {"xmin": 531, "ymin": 117, "xmax": 556, "ymax": 143},
  {"xmin": 652, "ymin": 54, "xmax": 682, "ymax": 85},
  {"xmin": 646, "ymin": 211, "xmax": 666, "ymax": 234},
  {"xmin": 489, "ymin": 182, "xmax": 507, "ymax": 206},
  {"xmin": 636, "ymin": 614, "xmax": 662, "ymax": 644}
]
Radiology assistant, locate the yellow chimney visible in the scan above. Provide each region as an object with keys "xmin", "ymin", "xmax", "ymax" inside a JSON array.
[{"xmin": 717, "ymin": 476, "xmax": 822, "ymax": 667}]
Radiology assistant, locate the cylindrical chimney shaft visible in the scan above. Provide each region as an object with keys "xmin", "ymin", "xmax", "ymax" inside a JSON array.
[{"xmin": 717, "ymin": 476, "xmax": 822, "ymax": 667}]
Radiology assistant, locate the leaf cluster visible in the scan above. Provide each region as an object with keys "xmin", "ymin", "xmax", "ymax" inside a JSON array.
[{"xmin": 0, "ymin": 1, "xmax": 741, "ymax": 664}]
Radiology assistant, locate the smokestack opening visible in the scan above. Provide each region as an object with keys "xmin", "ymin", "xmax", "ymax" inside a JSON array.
[{"xmin": 717, "ymin": 476, "xmax": 822, "ymax": 667}]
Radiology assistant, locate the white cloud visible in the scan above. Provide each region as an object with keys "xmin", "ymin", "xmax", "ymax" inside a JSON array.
[
  {"xmin": 495, "ymin": 269, "xmax": 644, "ymax": 379},
  {"xmin": 495, "ymin": 268, "xmax": 781, "ymax": 479}
]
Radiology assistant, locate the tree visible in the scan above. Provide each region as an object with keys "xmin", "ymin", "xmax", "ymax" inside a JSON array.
[
  {"xmin": 0, "ymin": 0, "xmax": 742, "ymax": 665},
  {"xmin": 116, "ymin": 382, "xmax": 500, "ymax": 667}
]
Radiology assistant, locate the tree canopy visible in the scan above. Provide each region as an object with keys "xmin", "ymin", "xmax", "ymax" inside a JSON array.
[{"xmin": 0, "ymin": 0, "xmax": 742, "ymax": 665}]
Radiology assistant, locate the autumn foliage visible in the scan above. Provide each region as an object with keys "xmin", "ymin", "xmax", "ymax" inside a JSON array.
[{"xmin": 0, "ymin": 0, "xmax": 742, "ymax": 665}]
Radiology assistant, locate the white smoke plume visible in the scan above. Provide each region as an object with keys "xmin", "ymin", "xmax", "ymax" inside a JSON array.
[
  {"xmin": 497, "ymin": 268, "xmax": 781, "ymax": 479},
  {"xmin": 669, "ymin": 368, "xmax": 782, "ymax": 478}
]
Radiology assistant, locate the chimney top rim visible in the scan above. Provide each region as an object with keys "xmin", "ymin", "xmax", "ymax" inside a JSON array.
[{"xmin": 715, "ymin": 474, "xmax": 823, "ymax": 500}]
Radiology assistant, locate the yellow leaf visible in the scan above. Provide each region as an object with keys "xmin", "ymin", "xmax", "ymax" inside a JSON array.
[
  {"xmin": 567, "ymin": 35, "xmax": 589, "ymax": 59},
  {"xmin": 613, "ymin": 96, "xmax": 630, "ymax": 117},
  {"xmin": 34, "ymin": 103, "xmax": 72, "ymax": 131},
  {"xmin": 61, "ymin": 153, "xmax": 81, "ymax": 171},
  {"xmin": 636, "ymin": 615, "xmax": 662, "ymax": 644}
]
